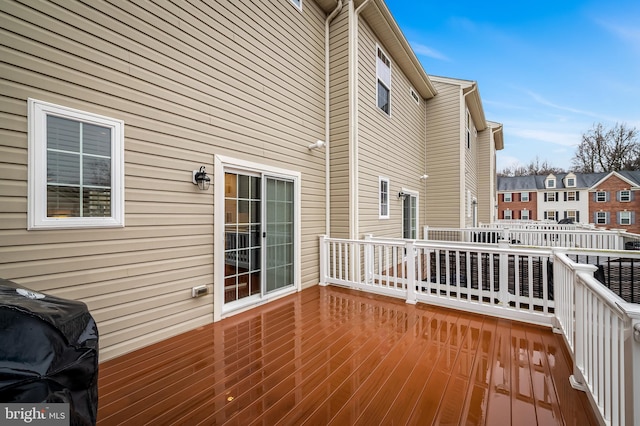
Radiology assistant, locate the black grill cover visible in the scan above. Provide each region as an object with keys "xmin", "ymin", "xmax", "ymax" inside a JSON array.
[{"xmin": 0, "ymin": 278, "xmax": 98, "ymax": 425}]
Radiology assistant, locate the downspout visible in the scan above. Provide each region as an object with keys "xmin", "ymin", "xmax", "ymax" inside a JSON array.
[
  {"xmin": 461, "ymin": 83, "xmax": 478, "ymax": 228},
  {"xmin": 349, "ymin": 0, "xmax": 372, "ymax": 240},
  {"xmin": 325, "ymin": 1, "xmax": 343, "ymax": 235}
]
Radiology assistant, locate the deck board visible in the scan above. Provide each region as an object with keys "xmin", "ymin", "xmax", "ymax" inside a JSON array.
[{"xmin": 97, "ymin": 285, "xmax": 598, "ymax": 425}]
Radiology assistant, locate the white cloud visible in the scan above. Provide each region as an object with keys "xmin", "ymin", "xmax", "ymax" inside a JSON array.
[
  {"xmin": 508, "ymin": 127, "xmax": 580, "ymax": 147},
  {"xmin": 410, "ymin": 42, "xmax": 450, "ymax": 61},
  {"xmin": 524, "ymin": 90, "xmax": 620, "ymax": 122}
]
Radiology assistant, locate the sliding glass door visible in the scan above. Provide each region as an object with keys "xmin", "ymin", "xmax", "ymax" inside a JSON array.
[{"xmin": 224, "ymin": 172, "xmax": 295, "ymax": 306}]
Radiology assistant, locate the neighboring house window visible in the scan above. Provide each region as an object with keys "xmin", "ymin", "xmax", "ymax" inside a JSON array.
[
  {"xmin": 28, "ymin": 99, "xmax": 124, "ymax": 229},
  {"xmin": 379, "ymin": 177, "xmax": 389, "ymax": 219},
  {"xmin": 503, "ymin": 192, "xmax": 512, "ymax": 202},
  {"xmin": 619, "ymin": 211, "xmax": 632, "ymax": 225},
  {"xmin": 566, "ymin": 210, "xmax": 577, "ymax": 221},
  {"xmin": 545, "ymin": 210, "xmax": 557, "ymax": 221},
  {"xmin": 521, "ymin": 209, "xmax": 529, "ymax": 220},
  {"xmin": 566, "ymin": 191, "xmax": 576, "ymax": 201},
  {"xmin": 521, "ymin": 192, "xmax": 529, "ymax": 202},
  {"xmin": 546, "ymin": 178, "xmax": 555, "ymax": 189},
  {"xmin": 376, "ymin": 46, "xmax": 391, "ymax": 115},
  {"xmin": 546, "ymin": 192, "xmax": 556, "ymax": 202},
  {"xmin": 504, "ymin": 209, "xmax": 512, "ymax": 220},
  {"xmin": 566, "ymin": 177, "xmax": 576, "ymax": 187},
  {"xmin": 619, "ymin": 190, "xmax": 631, "ymax": 202},
  {"xmin": 288, "ymin": 0, "xmax": 302, "ymax": 10},
  {"xmin": 595, "ymin": 211, "xmax": 608, "ymax": 225},
  {"xmin": 595, "ymin": 191, "xmax": 607, "ymax": 202}
]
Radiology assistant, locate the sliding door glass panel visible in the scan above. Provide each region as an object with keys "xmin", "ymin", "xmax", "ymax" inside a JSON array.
[
  {"xmin": 265, "ymin": 177, "xmax": 294, "ymax": 293},
  {"xmin": 224, "ymin": 173, "xmax": 261, "ymax": 303}
]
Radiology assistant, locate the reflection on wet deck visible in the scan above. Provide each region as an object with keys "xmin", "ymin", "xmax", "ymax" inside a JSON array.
[{"xmin": 97, "ymin": 285, "xmax": 597, "ymax": 425}]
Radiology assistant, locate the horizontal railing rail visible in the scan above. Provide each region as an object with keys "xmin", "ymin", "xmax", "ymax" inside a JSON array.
[
  {"xmin": 319, "ymin": 234, "xmax": 640, "ymax": 426},
  {"xmin": 424, "ymin": 226, "xmax": 625, "ymax": 250}
]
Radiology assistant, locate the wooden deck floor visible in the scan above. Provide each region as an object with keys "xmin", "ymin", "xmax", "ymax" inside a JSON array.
[{"xmin": 97, "ymin": 285, "xmax": 598, "ymax": 425}]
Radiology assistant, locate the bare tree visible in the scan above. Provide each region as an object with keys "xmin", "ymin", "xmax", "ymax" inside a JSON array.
[
  {"xmin": 572, "ymin": 123, "xmax": 639, "ymax": 172},
  {"xmin": 499, "ymin": 156, "xmax": 565, "ymax": 176}
]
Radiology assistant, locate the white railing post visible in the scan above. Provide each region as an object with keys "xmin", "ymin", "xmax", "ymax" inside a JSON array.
[
  {"xmin": 630, "ymin": 318, "xmax": 640, "ymax": 426},
  {"xmin": 501, "ymin": 227, "xmax": 509, "ymax": 244},
  {"xmin": 569, "ymin": 263, "xmax": 598, "ymax": 392},
  {"xmin": 498, "ymin": 241, "xmax": 510, "ymax": 304},
  {"xmin": 319, "ymin": 235, "xmax": 328, "ymax": 286},
  {"xmin": 423, "ymin": 226, "xmax": 429, "ymax": 240},
  {"xmin": 406, "ymin": 239, "xmax": 417, "ymax": 304},
  {"xmin": 364, "ymin": 234, "xmax": 373, "ymax": 285}
]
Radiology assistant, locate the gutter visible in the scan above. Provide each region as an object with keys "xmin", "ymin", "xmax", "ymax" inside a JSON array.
[
  {"xmin": 349, "ymin": 0, "xmax": 372, "ymax": 240},
  {"xmin": 325, "ymin": 1, "xmax": 343, "ymax": 235}
]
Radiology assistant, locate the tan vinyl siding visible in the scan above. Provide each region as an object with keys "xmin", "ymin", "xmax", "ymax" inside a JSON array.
[
  {"xmin": 425, "ymin": 81, "xmax": 463, "ymax": 227},
  {"xmin": 329, "ymin": 7, "xmax": 350, "ymax": 238},
  {"xmin": 0, "ymin": 0, "xmax": 326, "ymax": 361},
  {"xmin": 356, "ymin": 20, "xmax": 426, "ymax": 239},
  {"xmin": 476, "ymin": 129, "xmax": 494, "ymax": 224}
]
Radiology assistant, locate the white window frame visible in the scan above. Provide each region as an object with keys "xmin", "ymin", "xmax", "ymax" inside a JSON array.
[
  {"xmin": 567, "ymin": 191, "xmax": 576, "ymax": 201},
  {"xmin": 288, "ymin": 0, "xmax": 302, "ymax": 11},
  {"xmin": 503, "ymin": 192, "xmax": 512, "ymax": 202},
  {"xmin": 28, "ymin": 98, "xmax": 124, "ymax": 230},
  {"xmin": 465, "ymin": 109, "xmax": 471, "ymax": 149},
  {"xmin": 546, "ymin": 178, "xmax": 556, "ymax": 189},
  {"xmin": 520, "ymin": 192, "xmax": 529, "ymax": 202},
  {"xmin": 596, "ymin": 211, "xmax": 607, "ymax": 225},
  {"xmin": 379, "ymin": 176, "xmax": 390, "ymax": 219},
  {"xmin": 565, "ymin": 176, "xmax": 576, "ymax": 187},
  {"xmin": 521, "ymin": 209, "xmax": 529, "ymax": 220},
  {"xmin": 620, "ymin": 190, "xmax": 631, "ymax": 202},
  {"xmin": 546, "ymin": 192, "xmax": 556, "ymax": 202},
  {"xmin": 620, "ymin": 211, "xmax": 631, "ymax": 225},
  {"xmin": 376, "ymin": 45, "xmax": 391, "ymax": 116},
  {"xmin": 546, "ymin": 210, "xmax": 557, "ymax": 221},
  {"xmin": 596, "ymin": 191, "xmax": 607, "ymax": 202},
  {"xmin": 566, "ymin": 210, "xmax": 577, "ymax": 221}
]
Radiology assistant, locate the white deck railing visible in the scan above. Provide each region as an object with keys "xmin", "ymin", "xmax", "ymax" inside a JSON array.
[
  {"xmin": 319, "ymin": 235, "xmax": 640, "ymax": 426},
  {"xmin": 424, "ymin": 226, "xmax": 625, "ymax": 250}
]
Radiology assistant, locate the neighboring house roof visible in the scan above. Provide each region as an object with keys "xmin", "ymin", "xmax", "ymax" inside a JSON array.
[
  {"xmin": 497, "ymin": 172, "xmax": 611, "ymax": 191},
  {"xmin": 428, "ymin": 75, "xmax": 487, "ymax": 132},
  {"xmin": 588, "ymin": 170, "xmax": 640, "ymax": 189}
]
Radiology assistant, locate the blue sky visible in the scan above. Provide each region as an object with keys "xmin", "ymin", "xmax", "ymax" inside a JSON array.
[{"xmin": 385, "ymin": 0, "xmax": 640, "ymax": 172}]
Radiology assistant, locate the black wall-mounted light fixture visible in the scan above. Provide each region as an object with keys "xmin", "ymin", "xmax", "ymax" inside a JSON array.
[{"xmin": 192, "ymin": 166, "xmax": 211, "ymax": 191}]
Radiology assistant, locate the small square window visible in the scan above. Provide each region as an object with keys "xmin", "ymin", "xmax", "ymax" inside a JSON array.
[
  {"xmin": 503, "ymin": 193, "xmax": 512, "ymax": 202},
  {"xmin": 520, "ymin": 192, "xmax": 529, "ymax": 202},
  {"xmin": 521, "ymin": 210, "xmax": 529, "ymax": 220},
  {"xmin": 545, "ymin": 211, "xmax": 556, "ymax": 221},
  {"xmin": 546, "ymin": 179, "xmax": 555, "ymax": 189},
  {"xmin": 567, "ymin": 191, "xmax": 576, "ymax": 201},
  {"xmin": 620, "ymin": 190, "xmax": 631, "ymax": 202},
  {"xmin": 28, "ymin": 99, "xmax": 124, "ymax": 229},
  {"xmin": 566, "ymin": 177, "xmax": 575, "ymax": 187},
  {"xmin": 410, "ymin": 88, "xmax": 420, "ymax": 105},
  {"xmin": 546, "ymin": 192, "xmax": 556, "ymax": 202},
  {"xmin": 596, "ymin": 211, "xmax": 607, "ymax": 224},
  {"xmin": 379, "ymin": 177, "xmax": 389, "ymax": 219},
  {"xmin": 596, "ymin": 191, "xmax": 607, "ymax": 202},
  {"xmin": 504, "ymin": 210, "xmax": 512, "ymax": 220},
  {"xmin": 566, "ymin": 210, "xmax": 577, "ymax": 220}
]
